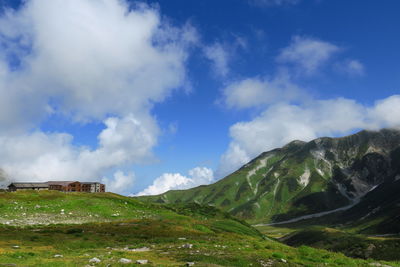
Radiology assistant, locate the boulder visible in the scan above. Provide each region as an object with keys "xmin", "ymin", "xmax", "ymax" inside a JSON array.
[
  {"xmin": 89, "ymin": 257, "xmax": 101, "ymax": 263},
  {"xmin": 119, "ymin": 258, "xmax": 132, "ymax": 264},
  {"xmin": 182, "ymin": 243, "xmax": 193, "ymax": 249}
]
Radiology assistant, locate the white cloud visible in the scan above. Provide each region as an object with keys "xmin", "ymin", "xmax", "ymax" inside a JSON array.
[
  {"xmin": 0, "ymin": 114, "xmax": 157, "ymax": 194},
  {"xmin": 136, "ymin": 167, "xmax": 214, "ymax": 196},
  {"xmin": 218, "ymin": 143, "xmax": 251, "ymax": 178},
  {"xmin": 204, "ymin": 43, "xmax": 230, "ymax": 77},
  {"xmin": 277, "ymin": 36, "xmax": 339, "ymax": 75},
  {"xmin": 215, "ymin": 34, "xmax": 385, "ymax": 179},
  {"xmin": 217, "ymin": 93, "xmax": 400, "ymax": 177},
  {"xmin": 369, "ymin": 95, "xmax": 400, "ymax": 127},
  {"xmin": 0, "ymin": 0, "xmax": 193, "ymax": 128},
  {"xmin": 336, "ymin": 59, "xmax": 365, "ymax": 76},
  {"xmin": 222, "ymin": 74, "xmax": 304, "ymax": 109},
  {"xmin": 102, "ymin": 171, "xmax": 135, "ymax": 195},
  {"xmin": 0, "ymin": 0, "xmax": 195, "ymax": 193}
]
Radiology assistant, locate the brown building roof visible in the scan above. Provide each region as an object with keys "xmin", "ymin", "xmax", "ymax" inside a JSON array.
[
  {"xmin": 9, "ymin": 183, "xmax": 49, "ymax": 188},
  {"xmin": 46, "ymin": 181, "xmax": 79, "ymax": 186}
]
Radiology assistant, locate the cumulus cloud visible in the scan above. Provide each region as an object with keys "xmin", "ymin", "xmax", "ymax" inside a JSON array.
[
  {"xmin": 0, "ymin": 0, "xmax": 194, "ymax": 193},
  {"xmin": 368, "ymin": 95, "xmax": 400, "ymax": 127},
  {"xmin": 102, "ymin": 171, "xmax": 135, "ymax": 195},
  {"xmin": 0, "ymin": 114, "xmax": 157, "ymax": 193},
  {"xmin": 277, "ymin": 36, "xmax": 339, "ymax": 75},
  {"xmin": 0, "ymin": 169, "xmax": 8, "ymax": 184},
  {"xmin": 222, "ymin": 74, "xmax": 304, "ymax": 109},
  {"xmin": 336, "ymin": 59, "xmax": 365, "ymax": 76},
  {"xmin": 136, "ymin": 167, "xmax": 214, "ymax": 196},
  {"xmin": 203, "ymin": 42, "xmax": 230, "ymax": 77},
  {"xmin": 0, "ymin": 0, "xmax": 193, "ymax": 126},
  {"xmin": 216, "ymin": 35, "xmax": 374, "ymax": 176},
  {"xmin": 217, "ymin": 95, "xmax": 400, "ymax": 177}
]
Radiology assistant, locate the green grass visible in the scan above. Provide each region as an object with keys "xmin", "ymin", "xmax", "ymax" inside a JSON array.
[
  {"xmin": 0, "ymin": 222, "xmax": 390, "ymax": 266},
  {"xmin": 0, "ymin": 191, "xmax": 396, "ymax": 266},
  {"xmin": 280, "ymin": 226, "xmax": 400, "ymax": 262},
  {"xmin": 0, "ymin": 190, "xmax": 165, "ymax": 226}
]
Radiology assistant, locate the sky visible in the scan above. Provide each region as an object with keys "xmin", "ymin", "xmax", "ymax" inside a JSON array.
[{"xmin": 0, "ymin": 0, "xmax": 399, "ymax": 195}]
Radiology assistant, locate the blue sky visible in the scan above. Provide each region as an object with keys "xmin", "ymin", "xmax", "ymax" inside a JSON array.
[{"xmin": 0, "ymin": 0, "xmax": 399, "ymax": 195}]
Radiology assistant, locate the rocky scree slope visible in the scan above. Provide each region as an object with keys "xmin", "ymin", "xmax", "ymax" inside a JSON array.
[{"xmin": 138, "ymin": 129, "xmax": 400, "ymax": 225}]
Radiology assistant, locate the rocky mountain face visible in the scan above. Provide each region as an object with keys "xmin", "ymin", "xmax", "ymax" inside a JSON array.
[{"xmin": 138, "ymin": 129, "xmax": 400, "ymax": 225}]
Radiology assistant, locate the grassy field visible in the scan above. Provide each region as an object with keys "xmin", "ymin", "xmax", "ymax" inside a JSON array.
[
  {"xmin": 0, "ymin": 191, "xmax": 164, "ymax": 226},
  {"xmin": 0, "ymin": 191, "xmax": 398, "ymax": 266},
  {"xmin": 278, "ymin": 226, "xmax": 400, "ymax": 262}
]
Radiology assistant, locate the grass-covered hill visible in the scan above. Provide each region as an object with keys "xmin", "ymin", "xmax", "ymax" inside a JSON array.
[
  {"xmin": 0, "ymin": 190, "xmax": 396, "ymax": 266},
  {"xmin": 137, "ymin": 129, "xmax": 400, "ymax": 226},
  {"xmin": 282, "ymin": 226, "xmax": 400, "ymax": 262},
  {"xmin": 0, "ymin": 190, "xmax": 165, "ymax": 226}
]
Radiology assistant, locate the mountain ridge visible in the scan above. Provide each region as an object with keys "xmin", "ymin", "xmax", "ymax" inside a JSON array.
[{"xmin": 137, "ymin": 128, "xmax": 400, "ymax": 228}]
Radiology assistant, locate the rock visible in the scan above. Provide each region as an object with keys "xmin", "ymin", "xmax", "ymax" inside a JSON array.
[
  {"xmin": 89, "ymin": 257, "xmax": 101, "ymax": 263},
  {"xmin": 369, "ymin": 263, "xmax": 392, "ymax": 267},
  {"xmin": 12, "ymin": 245, "xmax": 20, "ymax": 249},
  {"xmin": 182, "ymin": 243, "xmax": 193, "ymax": 249},
  {"xmin": 54, "ymin": 254, "xmax": 63, "ymax": 258},
  {"xmin": 365, "ymin": 243, "xmax": 376, "ymax": 258},
  {"xmin": 119, "ymin": 258, "xmax": 132, "ymax": 264},
  {"xmin": 186, "ymin": 262, "xmax": 195, "ymax": 266},
  {"xmin": 280, "ymin": 258, "xmax": 287, "ymax": 263},
  {"xmin": 130, "ymin": 247, "xmax": 150, "ymax": 252},
  {"xmin": 136, "ymin": 259, "xmax": 148, "ymax": 264},
  {"xmin": 178, "ymin": 237, "xmax": 187, "ymax": 240}
]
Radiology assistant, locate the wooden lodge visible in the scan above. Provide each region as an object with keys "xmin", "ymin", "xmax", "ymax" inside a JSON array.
[
  {"xmin": 8, "ymin": 181, "xmax": 105, "ymax": 192},
  {"xmin": 8, "ymin": 183, "xmax": 49, "ymax": 191}
]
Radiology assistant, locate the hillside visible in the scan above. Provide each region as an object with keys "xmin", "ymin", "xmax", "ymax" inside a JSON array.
[
  {"xmin": 0, "ymin": 190, "xmax": 167, "ymax": 226},
  {"xmin": 0, "ymin": 191, "xmax": 392, "ymax": 266},
  {"xmin": 137, "ymin": 129, "xmax": 400, "ymax": 226}
]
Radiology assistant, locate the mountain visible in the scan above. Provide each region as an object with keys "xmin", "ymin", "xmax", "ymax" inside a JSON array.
[{"xmin": 138, "ymin": 129, "xmax": 400, "ymax": 226}]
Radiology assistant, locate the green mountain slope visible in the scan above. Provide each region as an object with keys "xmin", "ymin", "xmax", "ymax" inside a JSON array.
[
  {"xmin": 0, "ymin": 191, "xmax": 390, "ymax": 266},
  {"xmin": 0, "ymin": 190, "xmax": 165, "ymax": 226},
  {"xmin": 138, "ymin": 129, "xmax": 400, "ymax": 225}
]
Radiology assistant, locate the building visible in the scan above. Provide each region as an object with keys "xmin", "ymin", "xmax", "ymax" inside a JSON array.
[
  {"xmin": 47, "ymin": 181, "xmax": 82, "ymax": 192},
  {"xmin": 8, "ymin": 181, "xmax": 105, "ymax": 193},
  {"xmin": 8, "ymin": 182, "xmax": 49, "ymax": 191},
  {"xmin": 81, "ymin": 182, "xmax": 105, "ymax": 192}
]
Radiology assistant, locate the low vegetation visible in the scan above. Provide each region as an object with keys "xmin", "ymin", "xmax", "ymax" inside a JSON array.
[
  {"xmin": 0, "ymin": 191, "xmax": 397, "ymax": 266},
  {"xmin": 280, "ymin": 226, "xmax": 400, "ymax": 262}
]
